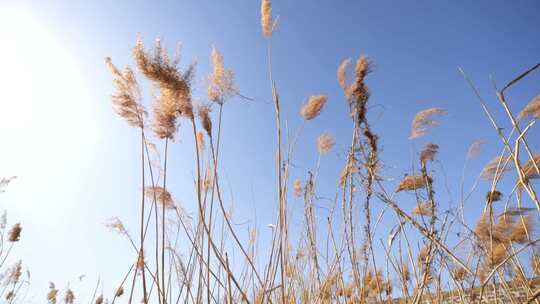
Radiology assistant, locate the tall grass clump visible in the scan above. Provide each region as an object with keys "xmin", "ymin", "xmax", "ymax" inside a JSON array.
[{"xmin": 93, "ymin": 2, "xmax": 540, "ymax": 303}]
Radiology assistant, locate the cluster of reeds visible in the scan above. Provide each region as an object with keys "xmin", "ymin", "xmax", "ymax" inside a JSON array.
[
  {"xmin": 0, "ymin": 178, "xmax": 31, "ymax": 304},
  {"xmin": 92, "ymin": 1, "xmax": 540, "ymax": 303}
]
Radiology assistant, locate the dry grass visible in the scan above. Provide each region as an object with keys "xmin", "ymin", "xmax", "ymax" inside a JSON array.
[{"xmin": 2, "ymin": 1, "xmax": 540, "ymax": 304}]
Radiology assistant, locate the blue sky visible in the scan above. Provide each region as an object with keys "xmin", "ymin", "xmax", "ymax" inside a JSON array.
[{"xmin": 0, "ymin": 0, "xmax": 539, "ymax": 302}]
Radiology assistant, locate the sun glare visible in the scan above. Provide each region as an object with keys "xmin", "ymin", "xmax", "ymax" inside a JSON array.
[{"xmin": 0, "ymin": 9, "xmax": 97, "ymax": 213}]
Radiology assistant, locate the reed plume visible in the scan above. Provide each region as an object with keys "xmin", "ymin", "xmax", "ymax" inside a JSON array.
[
  {"xmin": 196, "ymin": 131, "xmax": 205, "ymax": 154},
  {"xmin": 486, "ymin": 190, "xmax": 502, "ymax": 203},
  {"xmin": 293, "ymin": 179, "xmax": 302, "ymax": 198},
  {"xmin": 409, "ymin": 108, "xmax": 447, "ymax": 139},
  {"xmin": 104, "ymin": 217, "xmax": 128, "ymax": 236},
  {"xmin": 522, "ymin": 152, "xmax": 540, "ymax": 181},
  {"xmin": 337, "ymin": 58, "xmax": 351, "ymax": 91},
  {"xmin": 47, "ymin": 282, "xmax": 58, "ymax": 304},
  {"xmin": 466, "ymin": 140, "xmax": 485, "ymax": 160},
  {"xmin": 480, "ymin": 155, "xmax": 511, "ymax": 180},
  {"xmin": 133, "ymin": 38, "xmax": 194, "ymax": 138},
  {"xmin": 510, "ymin": 214, "xmax": 533, "ymax": 244},
  {"xmin": 64, "ymin": 289, "xmax": 75, "ymax": 304},
  {"xmin": 95, "ymin": 295, "xmax": 104, "ymax": 304},
  {"xmin": 144, "ymin": 186, "xmax": 175, "ymax": 209},
  {"xmin": 317, "ymin": 132, "xmax": 335, "ymax": 155},
  {"xmin": 208, "ymin": 46, "xmax": 236, "ymax": 104},
  {"xmin": 396, "ymin": 175, "xmax": 430, "ymax": 192},
  {"xmin": 105, "ymin": 57, "xmax": 146, "ymax": 128},
  {"xmin": 486, "ymin": 243, "xmax": 507, "ymax": 266},
  {"xmin": 453, "ymin": 266, "xmax": 467, "ymax": 282},
  {"xmin": 8, "ymin": 223, "xmax": 21, "ymax": 242},
  {"xmin": 517, "ymin": 95, "xmax": 540, "ymax": 121},
  {"xmin": 349, "ymin": 55, "xmax": 371, "ymax": 118},
  {"xmin": 260, "ymin": 0, "xmax": 273, "ymax": 37},
  {"xmin": 197, "ymin": 104, "xmax": 213, "ymax": 137},
  {"xmin": 301, "ymin": 95, "xmax": 327, "ymax": 120},
  {"xmin": 115, "ymin": 286, "xmax": 124, "ymax": 298},
  {"xmin": 420, "ymin": 143, "xmax": 439, "ymax": 164},
  {"xmin": 412, "ymin": 201, "xmax": 433, "ymax": 216}
]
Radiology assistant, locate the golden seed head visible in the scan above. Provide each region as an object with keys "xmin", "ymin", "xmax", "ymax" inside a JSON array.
[
  {"xmin": 337, "ymin": 58, "xmax": 352, "ymax": 90},
  {"xmin": 197, "ymin": 104, "xmax": 213, "ymax": 137},
  {"xmin": 196, "ymin": 131, "xmax": 205, "ymax": 154},
  {"xmin": 396, "ymin": 175, "xmax": 430, "ymax": 192},
  {"xmin": 510, "ymin": 214, "xmax": 533, "ymax": 244},
  {"xmin": 115, "ymin": 286, "xmax": 124, "ymax": 298},
  {"xmin": 105, "ymin": 57, "xmax": 146, "ymax": 128},
  {"xmin": 412, "ymin": 201, "xmax": 433, "ymax": 216},
  {"xmin": 517, "ymin": 95, "xmax": 540, "ymax": 121},
  {"xmin": 133, "ymin": 37, "xmax": 195, "ymax": 139},
  {"xmin": 208, "ymin": 46, "xmax": 236, "ymax": 103},
  {"xmin": 260, "ymin": 0, "xmax": 273, "ymax": 37},
  {"xmin": 301, "ymin": 95, "xmax": 327, "ymax": 120}
]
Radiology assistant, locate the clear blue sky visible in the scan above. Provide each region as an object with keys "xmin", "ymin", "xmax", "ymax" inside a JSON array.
[{"xmin": 0, "ymin": 0, "xmax": 538, "ymax": 302}]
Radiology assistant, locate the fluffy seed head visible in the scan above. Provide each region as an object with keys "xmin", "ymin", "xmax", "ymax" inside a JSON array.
[
  {"xmin": 105, "ymin": 217, "xmax": 128, "ymax": 236},
  {"xmin": 486, "ymin": 243, "xmax": 507, "ymax": 266},
  {"xmin": 522, "ymin": 152, "xmax": 540, "ymax": 181},
  {"xmin": 401, "ymin": 263, "xmax": 410, "ymax": 282},
  {"xmin": 467, "ymin": 140, "xmax": 485, "ymax": 160},
  {"xmin": 144, "ymin": 186, "xmax": 175, "ymax": 209},
  {"xmin": 301, "ymin": 95, "xmax": 327, "ymax": 120},
  {"xmin": 133, "ymin": 38, "xmax": 194, "ymax": 138},
  {"xmin": 95, "ymin": 295, "xmax": 104, "ymax": 304},
  {"xmin": 412, "ymin": 201, "xmax": 433, "ymax": 216},
  {"xmin": 64, "ymin": 289, "xmax": 75, "ymax": 304},
  {"xmin": 197, "ymin": 104, "xmax": 212, "ymax": 137},
  {"xmin": 396, "ymin": 175, "xmax": 430, "ymax": 192},
  {"xmin": 260, "ymin": 0, "xmax": 273, "ymax": 37},
  {"xmin": 420, "ymin": 143, "xmax": 439, "ymax": 163},
  {"xmin": 510, "ymin": 214, "xmax": 533, "ymax": 244},
  {"xmin": 517, "ymin": 95, "xmax": 540, "ymax": 121},
  {"xmin": 47, "ymin": 282, "xmax": 58, "ymax": 304},
  {"xmin": 417, "ymin": 246, "xmax": 430, "ymax": 265},
  {"xmin": 453, "ymin": 266, "xmax": 467, "ymax": 282},
  {"xmin": 337, "ymin": 58, "xmax": 351, "ymax": 90},
  {"xmin": 8, "ymin": 223, "xmax": 21, "ymax": 242},
  {"xmin": 196, "ymin": 131, "xmax": 205, "ymax": 154},
  {"xmin": 293, "ymin": 179, "xmax": 302, "ymax": 198},
  {"xmin": 208, "ymin": 47, "xmax": 236, "ymax": 103},
  {"xmin": 409, "ymin": 108, "xmax": 447, "ymax": 139},
  {"xmin": 317, "ymin": 132, "xmax": 335, "ymax": 155},
  {"xmin": 480, "ymin": 156, "xmax": 511, "ymax": 180},
  {"xmin": 486, "ymin": 190, "xmax": 502, "ymax": 203},
  {"xmin": 115, "ymin": 287, "xmax": 124, "ymax": 298},
  {"xmin": 105, "ymin": 57, "xmax": 146, "ymax": 128}
]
